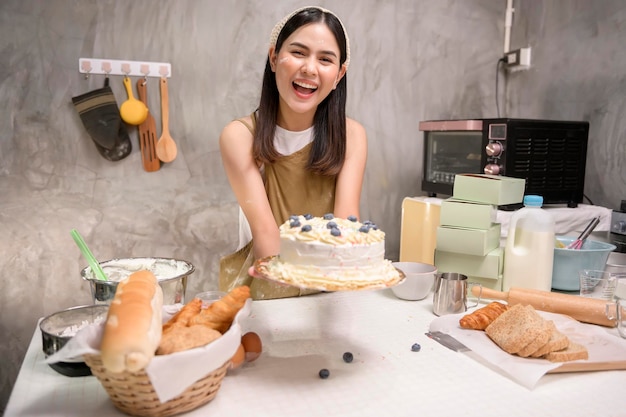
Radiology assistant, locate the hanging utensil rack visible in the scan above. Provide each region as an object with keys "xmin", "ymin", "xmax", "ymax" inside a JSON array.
[{"xmin": 79, "ymin": 58, "xmax": 172, "ymax": 78}]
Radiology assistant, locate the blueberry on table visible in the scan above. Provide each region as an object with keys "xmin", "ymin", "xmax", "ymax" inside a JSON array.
[
  {"xmin": 411, "ymin": 343, "xmax": 421, "ymax": 352},
  {"xmin": 342, "ymin": 352, "xmax": 354, "ymax": 363},
  {"xmin": 319, "ymin": 368, "xmax": 330, "ymax": 379}
]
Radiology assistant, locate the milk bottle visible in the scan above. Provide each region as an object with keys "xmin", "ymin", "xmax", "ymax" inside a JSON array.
[{"xmin": 503, "ymin": 195, "xmax": 555, "ymax": 292}]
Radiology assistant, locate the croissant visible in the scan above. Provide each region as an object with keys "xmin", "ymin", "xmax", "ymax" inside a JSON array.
[
  {"xmin": 162, "ymin": 297, "xmax": 202, "ymax": 334},
  {"xmin": 459, "ymin": 301, "xmax": 509, "ymax": 330},
  {"xmin": 189, "ymin": 285, "xmax": 250, "ymax": 333}
]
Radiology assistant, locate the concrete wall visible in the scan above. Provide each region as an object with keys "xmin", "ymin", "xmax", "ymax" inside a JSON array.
[{"xmin": 2, "ymin": 0, "xmax": 625, "ymax": 410}]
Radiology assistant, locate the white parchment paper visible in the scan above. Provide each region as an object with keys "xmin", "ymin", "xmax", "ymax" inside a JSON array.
[
  {"xmin": 429, "ymin": 310, "xmax": 626, "ymax": 389},
  {"xmin": 45, "ymin": 299, "xmax": 251, "ymax": 402}
]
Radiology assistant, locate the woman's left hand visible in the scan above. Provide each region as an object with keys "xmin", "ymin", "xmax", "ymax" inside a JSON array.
[
  {"xmin": 248, "ymin": 265, "xmax": 261, "ymax": 278},
  {"xmin": 248, "ymin": 264, "xmax": 291, "ymax": 287}
]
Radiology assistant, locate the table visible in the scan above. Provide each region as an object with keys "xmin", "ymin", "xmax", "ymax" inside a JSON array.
[{"xmin": 6, "ymin": 290, "xmax": 626, "ymax": 417}]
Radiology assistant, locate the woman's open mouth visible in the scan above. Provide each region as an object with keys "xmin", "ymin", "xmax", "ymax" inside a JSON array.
[{"xmin": 293, "ymin": 80, "xmax": 318, "ymax": 95}]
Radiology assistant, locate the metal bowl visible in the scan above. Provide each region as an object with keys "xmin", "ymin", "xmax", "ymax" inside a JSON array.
[
  {"xmin": 39, "ymin": 304, "xmax": 109, "ymax": 377},
  {"xmin": 81, "ymin": 257, "xmax": 195, "ymax": 305}
]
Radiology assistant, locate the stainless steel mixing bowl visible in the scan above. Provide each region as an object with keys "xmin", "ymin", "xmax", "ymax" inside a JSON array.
[
  {"xmin": 39, "ymin": 304, "xmax": 109, "ymax": 376},
  {"xmin": 81, "ymin": 257, "xmax": 195, "ymax": 305}
]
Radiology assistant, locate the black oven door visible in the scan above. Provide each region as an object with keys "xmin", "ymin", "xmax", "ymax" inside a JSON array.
[{"xmin": 422, "ymin": 130, "xmax": 484, "ymax": 196}]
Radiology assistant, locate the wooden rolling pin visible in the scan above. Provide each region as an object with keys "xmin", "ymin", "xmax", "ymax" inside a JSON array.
[{"xmin": 472, "ymin": 286, "xmax": 615, "ymax": 327}]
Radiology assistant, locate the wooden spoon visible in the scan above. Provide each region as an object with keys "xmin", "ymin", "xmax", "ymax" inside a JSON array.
[
  {"xmin": 155, "ymin": 77, "xmax": 177, "ymax": 163},
  {"xmin": 120, "ymin": 76, "xmax": 148, "ymax": 125}
]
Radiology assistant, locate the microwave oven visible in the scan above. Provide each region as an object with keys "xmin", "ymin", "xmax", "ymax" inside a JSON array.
[{"xmin": 419, "ymin": 118, "xmax": 590, "ymax": 207}]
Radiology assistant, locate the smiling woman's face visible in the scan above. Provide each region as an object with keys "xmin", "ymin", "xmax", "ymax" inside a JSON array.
[{"xmin": 270, "ymin": 22, "xmax": 346, "ymax": 122}]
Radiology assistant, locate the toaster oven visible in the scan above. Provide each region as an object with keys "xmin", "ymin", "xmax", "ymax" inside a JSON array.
[{"xmin": 419, "ymin": 118, "xmax": 590, "ymax": 207}]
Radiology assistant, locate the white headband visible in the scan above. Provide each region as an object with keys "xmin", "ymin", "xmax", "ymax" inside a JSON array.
[{"xmin": 268, "ymin": 6, "xmax": 350, "ymax": 69}]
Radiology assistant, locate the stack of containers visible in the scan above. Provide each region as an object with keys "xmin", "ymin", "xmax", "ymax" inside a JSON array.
[{"xmin": 434, "ymin": 174, "xmax": 526, "ymax": 291}]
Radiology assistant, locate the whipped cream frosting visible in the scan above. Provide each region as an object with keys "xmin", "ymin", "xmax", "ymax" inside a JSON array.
[
  {"xmin": 261, "ymin": 215, "xmax": 403, "ymax": 291},
  {"xmin": 83, "ymin": 258, "xmax": 193, "ymax": 282}
]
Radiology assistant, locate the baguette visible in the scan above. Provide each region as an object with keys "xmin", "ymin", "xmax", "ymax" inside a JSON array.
[{"xmin": 100, "ymin": 270, "xmax": 163, "ymax": 373}]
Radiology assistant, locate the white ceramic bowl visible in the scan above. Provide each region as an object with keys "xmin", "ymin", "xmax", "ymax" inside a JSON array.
[{"xmin": 391, "ymin": 262, "xmax": 438, "ymax": 300}]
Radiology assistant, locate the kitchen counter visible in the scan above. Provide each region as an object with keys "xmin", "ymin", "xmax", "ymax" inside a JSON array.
[{"xmin": 6, "ymin": 290, "xmax": 626, "ymax": 417}]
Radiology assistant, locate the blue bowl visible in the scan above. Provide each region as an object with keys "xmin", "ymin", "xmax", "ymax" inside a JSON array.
[{"xmin": 552, "ymin": 237, "xmax": 616, "ymax": 291}]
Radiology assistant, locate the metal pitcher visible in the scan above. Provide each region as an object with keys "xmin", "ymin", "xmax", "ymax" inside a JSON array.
[{"xmin": 432, "ymin": 273, "xmax": 481, "ymax": 316}]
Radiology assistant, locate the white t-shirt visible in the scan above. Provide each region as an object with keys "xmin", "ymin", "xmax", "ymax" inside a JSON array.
[{"xmin": 237, "ymin": 125, "xmax": 314, "ymax": 250}]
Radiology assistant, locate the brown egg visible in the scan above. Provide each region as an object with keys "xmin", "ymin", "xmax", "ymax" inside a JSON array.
[
  {"xmin": 230, "ymin": 343, "xmax": 245, "ymax": 369},
  {"xmin": 241, "ymin": 332, "xmax": 262, "ymax": 362}
]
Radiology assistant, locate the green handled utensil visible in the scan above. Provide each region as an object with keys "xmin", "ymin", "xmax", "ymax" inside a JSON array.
[{"xmin": 70, "ymin": 229, "xmax": 108, "ymax": 281}]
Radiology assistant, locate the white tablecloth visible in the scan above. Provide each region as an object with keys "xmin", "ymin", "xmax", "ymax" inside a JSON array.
[{"xmin": 6, "ymin": 290, "xmax": 626, "ymax": 417}]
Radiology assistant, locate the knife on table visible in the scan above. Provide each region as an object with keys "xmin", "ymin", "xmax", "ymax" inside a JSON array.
[
  {"xmin": 426, "ymin": 331, "xmax": 516, "ymax": 382},
  {"xmin": 425, "ymin": 331, "xmax": 470, "ymax": 352}
]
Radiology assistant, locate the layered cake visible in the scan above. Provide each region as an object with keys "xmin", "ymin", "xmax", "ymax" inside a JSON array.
[{"xmin": 256, "ymin": 214, "xmax": 404, "ymax": 291}]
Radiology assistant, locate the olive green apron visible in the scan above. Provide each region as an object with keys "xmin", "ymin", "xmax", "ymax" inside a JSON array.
[{"xmin": 219, "ymin": 116, "xmax": 337, "ymax": 300}]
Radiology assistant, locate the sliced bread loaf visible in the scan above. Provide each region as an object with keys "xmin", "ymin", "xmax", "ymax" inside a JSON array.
[
  {"xmin": 485, "ymin": 304, "xmax": 549, "ymax": 355},
  {"xmin": 517, "ymin": 318, "xmax": 555, "ymax": 357},
  {"xmin": 530, "ymin": 321, "xmax": 570, "ymax": 358},
  {"xmin": 543, "ymin": 342, "xmax": 589, "ymax": 362}
]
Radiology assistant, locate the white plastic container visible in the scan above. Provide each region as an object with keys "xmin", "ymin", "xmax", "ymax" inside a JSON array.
[{"xmin": 503, "ymin": 195, "xmax": 555, "ymax": 291}]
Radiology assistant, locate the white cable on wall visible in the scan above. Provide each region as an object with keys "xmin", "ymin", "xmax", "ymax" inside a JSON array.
[{"xmin": 504, "ymin": 0, "xmax": 514, "ymax": 53}]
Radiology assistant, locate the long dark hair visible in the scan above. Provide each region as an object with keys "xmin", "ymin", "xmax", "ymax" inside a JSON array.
[{"xmin": 254, "ymin": 8, "xmax": 348, "ymax": 176}]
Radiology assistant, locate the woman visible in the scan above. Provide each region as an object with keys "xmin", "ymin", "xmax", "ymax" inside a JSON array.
[{"xmin": 219, "ymin": 6, "xmax": 367, "ymax": 300}]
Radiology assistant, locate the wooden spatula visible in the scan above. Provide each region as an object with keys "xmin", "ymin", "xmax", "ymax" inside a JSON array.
[
  {"xmin": 136, "ymin": 79, "xmax": 160, "ymax": 172},
  {"xmin": 156, "ymin": 77, "xmax": 177, "ymax": 163}
]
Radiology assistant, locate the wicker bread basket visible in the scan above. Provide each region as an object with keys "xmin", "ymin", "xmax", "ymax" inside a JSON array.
[{"xmin": 84, "ymin": 354, "xmax": 229, "ymax": 417}]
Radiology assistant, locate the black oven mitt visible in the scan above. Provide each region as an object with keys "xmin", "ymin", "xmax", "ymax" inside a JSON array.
[{"xmin": 72, "ymin": 78, "xmax": 131, "ymax": 161}]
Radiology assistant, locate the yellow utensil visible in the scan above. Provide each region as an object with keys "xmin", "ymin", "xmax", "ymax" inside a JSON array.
[{"xmin": 120, "ymin": 76, "xmax": 148, "ymax": 125}]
